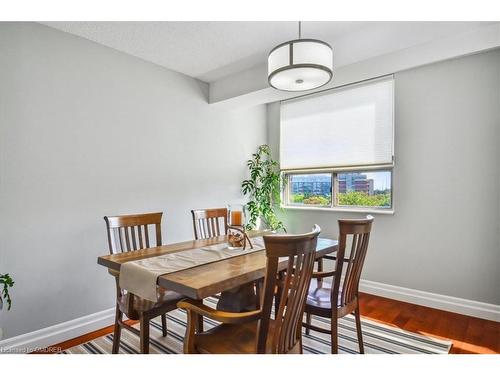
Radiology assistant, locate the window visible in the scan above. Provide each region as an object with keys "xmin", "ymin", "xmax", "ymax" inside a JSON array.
[
  {"xmin": 284, "ymin": 169, "xmax": 392, "ymax": 210},
  {"xmin": 336, "ymin": 170, "xmax": 391, "ymax": 208},
  {"xmin": 288, "ymin": 173, "xmax": 332, "ymax": 207},
  {"xmin": 280, "ymin": 77, "xmax": 394, "ymax": 211}
]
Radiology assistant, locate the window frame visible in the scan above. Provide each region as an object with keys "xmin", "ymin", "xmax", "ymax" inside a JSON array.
[{"xmin": 281, "ymin": 165, "xmax": 394, "ymax": 215}]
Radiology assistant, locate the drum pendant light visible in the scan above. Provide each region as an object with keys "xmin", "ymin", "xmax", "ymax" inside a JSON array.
[{"xmin": 268, "ymin": 21, "xmax": 333, "ymax": 92}]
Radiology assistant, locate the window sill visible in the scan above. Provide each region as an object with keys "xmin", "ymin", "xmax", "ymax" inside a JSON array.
[{"xmin": 281, "ymin": 205, "xmax": 395, "ymax": 215}]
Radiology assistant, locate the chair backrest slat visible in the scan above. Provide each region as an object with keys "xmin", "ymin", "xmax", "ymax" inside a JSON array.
[
  {"xmin": 124, "ymin": 227, "xmax": 131, "ymax": 251},
  {"xmin": 104, "ymin": 212, "xmax": 163, "ymax": 255},
  {"xmin": 191, "ymin": 208, "xmax": 228, "ymax": 240},
  {"xmin": 206, "ymin": 217, "xmax": 213, "ymax": 237},
  {"xmin": 130, "ymin": 226, "xmax": 137, "ymax": 250},
  {"xmin": 333, "ymin": 216, "xmax": 373, "ymax": 308},
  {"xmin": 155, "ymin": 221, "xmax": 162, "ymax": 246},
  {"xmin": 144, "ymin": 224, "xmax": 150, "ymax": 248},
  {"xmin": 118, "ymin": 228, "xmax": 125, "ymax": 253},
  {"xmin": 137, "ymin": 225, "xmax": 144, "ymax": 249},
  {"xmin": 257, "ymin": 225, "xmax": 320, "ymax": 354}
]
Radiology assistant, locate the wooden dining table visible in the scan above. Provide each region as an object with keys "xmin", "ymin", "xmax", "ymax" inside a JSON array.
[{"xmin": 97, "ymin": 233, "xmax": 338, "ymax": 312}]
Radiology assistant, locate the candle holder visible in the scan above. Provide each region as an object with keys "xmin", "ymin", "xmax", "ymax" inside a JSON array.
[
  {"xmin": 227, "ymin": 225, "xmax": 253, "ymax": 250},
  {"xmin": 227, "ymin": 204, "xmax": 253, "ymax": 250}
]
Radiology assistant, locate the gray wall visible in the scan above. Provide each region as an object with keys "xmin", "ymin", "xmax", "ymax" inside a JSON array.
[
  {"xmin": 0, "ymin": 23, "xmax": 266, "ymax": 338},
  {"xmin": 269, "ymin": 50, "xmax": 500, "ymax": 305}
]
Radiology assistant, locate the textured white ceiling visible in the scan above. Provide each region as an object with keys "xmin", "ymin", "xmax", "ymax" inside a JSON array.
[{"xmin": 41, "ymin": 21, "xmax": 492, "ymax": 83}]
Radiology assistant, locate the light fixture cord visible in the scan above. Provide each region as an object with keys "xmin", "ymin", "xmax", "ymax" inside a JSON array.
[{"xmin": 298, "ymin": 21, "xmax": 302, "ymax": 39}]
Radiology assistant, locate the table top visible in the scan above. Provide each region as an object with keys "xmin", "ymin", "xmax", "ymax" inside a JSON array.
[{"xmin": 98, "ymin": 235, "xmax": 338, "ymax": 300}]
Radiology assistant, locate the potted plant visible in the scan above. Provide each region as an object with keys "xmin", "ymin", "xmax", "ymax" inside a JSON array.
[
  {"xmin": 0, "ymin": 273, "xmax": 14, "ymax": 340},
  {"xmin": 242, "ymin": 144, "xmax": 285, "ymax": 232}
]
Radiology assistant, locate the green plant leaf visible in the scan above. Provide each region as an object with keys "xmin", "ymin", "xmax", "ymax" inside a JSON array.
[
  {"xmin": 0, "ymin": 273, "xmax": 14, "ymax": 311},
  {"xmin": 241, "ymin": 145, "xmax": 285, "ymax": 231}
]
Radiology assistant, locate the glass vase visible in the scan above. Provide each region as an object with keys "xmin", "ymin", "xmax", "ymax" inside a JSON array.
[{"xmin": 227, "ymin": 204, "xmax": 245, "ymax": 249}]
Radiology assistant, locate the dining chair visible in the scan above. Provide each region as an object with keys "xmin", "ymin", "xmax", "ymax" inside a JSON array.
[
  {"xmin": 191, "ymin": 208, "xmax": 228, "ymax": 240},
  {"xmin": 191, "ymin": 207, "xmax": 238, "ymax": 331},
  {"xmin": 104, "ymin": 212, "xmax": 183, "ymax": 354},
  {"xmin": 177, "ymin": 225, "xmax": 321, "ymax": 354},
  {"xmin": 303, "ymin": 216, "xmax": 373, "ymax": 354}
]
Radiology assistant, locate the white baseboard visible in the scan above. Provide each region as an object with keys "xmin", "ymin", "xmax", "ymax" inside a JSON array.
[
  {"xmin": 360, "ymin": 279, "xmax": 500, "ymax": 322},
  {"xmin": 0, "ymin": 307, "xmax": 115, "ymax": 353}
]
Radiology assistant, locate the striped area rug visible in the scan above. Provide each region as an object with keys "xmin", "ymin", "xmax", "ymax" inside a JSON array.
[{"xmin": 63, "ymin": 297, "xmax": 451, "ymax": 354}]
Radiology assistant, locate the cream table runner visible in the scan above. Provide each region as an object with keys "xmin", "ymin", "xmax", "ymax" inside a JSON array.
[{"xmin": 119, "ymin": 237, "xmax": 266, "ymax": 302}]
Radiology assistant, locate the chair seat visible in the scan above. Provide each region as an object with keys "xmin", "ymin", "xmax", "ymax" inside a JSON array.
[
  {"xmin": 306, "ymin": 278, "xmax": 340, "ymax": 311},
  {"xmin": 118, "ymin": 287, "xmax": 183, "ymax": 318},
  {"xmin": 194, "ymin": 319, "xmax": 299, "ymax": 354}
]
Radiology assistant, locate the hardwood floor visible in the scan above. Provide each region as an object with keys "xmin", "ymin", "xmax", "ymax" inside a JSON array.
[
  {"xmin": 33, "ymin": 293, "xmax": 499, "ymax": 354},
  {"xmin": 31, "ymin": 320, "xmax": 137, "ymax": 354},
  {"xmin": 358, "ymin": 293, "xmax": 499, "ymax": 354}
]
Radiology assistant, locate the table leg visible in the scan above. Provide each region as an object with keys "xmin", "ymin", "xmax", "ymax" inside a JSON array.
[
  {"xmin": 197, "ymin": 315, "xmax": 204, "ymax": 333},
  {"xmin": 192, "ymin": 298, "xmax": 204, "ymax": 333},
  {"xmin": 217, "ymin": 282, "xmax": 258, "ymax": 312},
  {"xmin": 255, "ymin": 278, "xmax": 264, "ymax": 309}
]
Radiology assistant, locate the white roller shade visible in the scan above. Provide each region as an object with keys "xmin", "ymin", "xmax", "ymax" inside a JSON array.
[{"xmin": 280, "ymin": 77, "xmax": 394, "ymax": 170}]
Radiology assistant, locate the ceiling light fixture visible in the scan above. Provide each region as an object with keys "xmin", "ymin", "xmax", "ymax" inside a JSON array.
[{"xmin": 268, "ymin": 21, "xmax": 333, "ymax": 92}]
